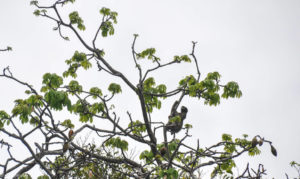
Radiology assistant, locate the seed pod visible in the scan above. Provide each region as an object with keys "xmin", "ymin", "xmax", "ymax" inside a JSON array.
[
  {"xmin": 68, "ymin": 129, "xmax": 74, "ymax": 139},
  {"xmin": 251, "ymin": 137, "xmax": 258, "ymax": 148},
  {"xmin": 258, "ymin": 139, "xmax": 263, "ymax": 146},
  {"xmin": 160, "ymin": 147, "xmax": 167, "ymax": 156},
  {"xmin": 271, "ymin": 145, "xmax": 277, "ymax": 157},
  {"xmin": 63, "ymin": 142, "xmax": 69, "ymax": 153}
]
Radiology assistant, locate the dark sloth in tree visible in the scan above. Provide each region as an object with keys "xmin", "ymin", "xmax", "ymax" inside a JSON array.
[{"xmin": 166, "ymin": 101, "xmax": 188, "ymax": 134}]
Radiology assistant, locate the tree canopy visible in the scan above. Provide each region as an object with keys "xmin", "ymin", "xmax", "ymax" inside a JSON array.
[{"xmin": 1, "ymin": 0, "xmax": 298, "ymax": 179}]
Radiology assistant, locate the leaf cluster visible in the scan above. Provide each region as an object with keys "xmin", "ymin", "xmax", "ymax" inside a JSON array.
[
  {"xmin": 0, "ymin": 1, "xmax": 278, "ymax": 178},
  {"xmin": 61, "ymin": 119, "xmax": 74, "ymax": 129},
  {"xmin": 41, "ymin": 73, "xmax": 63, "ymax": 91},
  {"xmin": 143, "ymin": 77, "xmax": 166, "ymax": 112},
  {"xmin": 89, "ymin": 87, "xmax": 103, "ymax": 98},
  {"xmin": 69, "ymin": 11, "xmax": 85, "ymax": 31},
  {"xmin": 0, "ymin": 110, "xmax": 10, "ymax": 128},
  {"xmin": 71, "ymin": 100, "xmax": 96, "ymax": 123},
  {"xmin": 108, "ymin": 83, "xmax": 122, "ymax": 94},
  {"xmin": 128, "ymin": 120, "xmax": 146, "ymax": 136},
  {"xmin": 68, "ymin": 80, "xmax": 83, "ymax": 95},
  {"xmin": 179, "ymin": 72, "xmax": 242, "ymax": 106},
  {"xmin": 173, "ymin": 55, "xmax": 191, "ymax": 63},
  {"xmin": 137, "ymin": 48, "xmax": 160, "ymax": 62},
  {"xmin": 105, "ymin": 137, "xmax": 128, "ymax": 151},
  {"xmin": 45, "ymin": 90, "xmax": 71, "ymax": 111},
  {"xmin": 158, "ymin": 167, "xmax": 178, "ymax": 179},
  {"xmin": 139, "ymin": 150, "xmax": 154, "ymax": 163},
  {"xmin": 99, "ymin": 7, "xmax": 118, "ymax": 37},
  {"xmin": 11, "ymin": 95, "xmax": 43, "ymax": 125},
  {"xmin": 63, "ymin": 51, "xmax": 92, "ymax": 78}
]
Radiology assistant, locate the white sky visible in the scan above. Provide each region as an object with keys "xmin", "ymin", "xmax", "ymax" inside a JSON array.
[{"xmin": 1, "ymin": 0, "xmax": 300, "ymax": 178}]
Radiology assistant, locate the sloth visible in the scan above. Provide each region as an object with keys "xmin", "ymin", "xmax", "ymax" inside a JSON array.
[{"xmin": 165, "ymin": 101, "xmax": 188, "ymax": 134}]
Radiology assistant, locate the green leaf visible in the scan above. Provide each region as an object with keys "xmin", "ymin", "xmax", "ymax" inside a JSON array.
[
  {"xmin": 224, "ymin": 143, "xmax": 236, "ymax": 153},
  {"xmin": 206, "ymin": 71, "xmax": 221, "ymax": 81},
  {"xmin": 179, "ymin": 75, "xmax": 197, "ymax": 87},
  {"xmin": 137, "ymin": 48, "xmax": 159, "ymax": 62},
  {"xmin": 37, "ymin": 175, "xmax": 50, "ymax": 179},
  {"xmin": 71, "ymin": 100, "xmax": 100, "ymax": 123},
  {"xmin": 0, "ymin": 110, "xmax": 10, "ymax": 128},
  {"xmin": 184, "ymin": 123, "xmax": 193, "ymax": 129},
  {"xmin": 11, "ymin": 99, "xmax": 33, "ymax": 124},
  {"xmin": 63, "ymin": 0, "xmax": 76, "ymax": 4},
  {"xmin": 7, "ymin": 46, "xmax": 12, "ymax": 51},
  {"xmin": 108, "ymin": 83, "xmax": 122, "ymax": 94},
  {"xmin": 61, "ymin": 119, "xmax": 75, "ymax": 129},
  {"xmin": 72, "ymin": 51, "xmax": 87, "ymax": 62},
  {"xmin": 156, "ymin": 84, "xmax": 166, "ymax": 94},
  {"xmin": 26, "ymin": 95, "xmax": 43, "ymax": 107},
  {"xmin": 89, "ymin": 87, "xmax": 103, "ymax": 98},
  {"xmin": 68, "ymin": 80, "xmax": 82, "ymax": 95},
  {"xmin": 25, "ymin": 90, "xmax": 31, "ymax": 94},
  {"xmin": 99, "ymin": 7, "xmax": 118, "ymax": 24},
  {"xmin": 80, "ymin": 60, "xmax": 92, "ymax": 70},
  {"xmin": 33, "ymin": 9, "xmax": 40, "ymax": 16},
  {"xmin": 144, "ymin": 77, "xmax": 155, "ymax": 88},
  {"xmin": 63, "ymin": 51, "xmax": 89, "ymax": 78},
  {"xmin": 167, "ymin": 168, "xmax": 179, "ymax": 178},
  {"xmin": 100, "ymin": 21, "xmax": 115, "ymax": 37},
  {"xmin": 0, "ymin": 110, "xmax": 10, "ymax": 119},
  {"xmin": 168, "ymin": 140, "xmax": 179, "ymax": 152},
  {"xmin": 95, "ymin": 49, "xmax": 105, "ymax": 57},
  {"xmin": 30, "ymin": 1, "xmax": 38, "ymax": 6},
  {"xmin": 174, "ymin": 55, "xmax": 191, "ymax": 63},
  {"xmin": 139, "ymin": 150, "xmax": 154, "ymax": 163},
  {"xmin": 222, "ymin": 134, "xmax": 232, "ymax": 142},
  {"xmin": 89, "ymin": 102, "xmax": 105, "ymax": 114},
  {"xmin": 142, "ymin": 77, "xmax": 166, "ymax": 112},
  {"xmin": 128, "ymin": 120, "xmax": 146, "ymax": 136},
  {"xmin": 222, "ymin": 81, "xmax": 242, "ymax": 99},
  {"xmin": 44, "ymin": 90, "xmax": 71, "ymax": 111},
  {"xmin": 100, "ymin": 7, "xmax": 111, "ymax": 16},
  {"xmin": 69, "ymin": 11, "xmax": 85, "ymax": 31},
  {"xmin": 105, "ymin": 137, "xmax": 128, "ymax": 151},
  {"xmin": 29, "ymin": 116, "xmax": 39, "ymax": 126},
  {"xmin": 18, "ymin": 173, "xmax": 32, "ymax": 179},
  {"xmin": 248, "ymin": 147, "xmax": 261, "ymax": 156},
  {"xmin": 41, "ymin": 73, "xmax": 63, "ymax": 91},
  {"xmin": 202, "ymin": 92, "xmax": 220, "ymax": 106}
]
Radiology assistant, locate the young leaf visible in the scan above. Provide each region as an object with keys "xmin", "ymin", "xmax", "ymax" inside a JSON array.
[{"xmin": 108, "ymin": 83, "xmax": 122, "ymax": 94}]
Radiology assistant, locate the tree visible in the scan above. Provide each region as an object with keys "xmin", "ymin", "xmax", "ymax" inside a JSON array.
[{"xmin": 0, "ymin": 0, "xmax": 279, "ymax": 178}]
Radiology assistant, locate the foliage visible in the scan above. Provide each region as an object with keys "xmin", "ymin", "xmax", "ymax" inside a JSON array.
[
  {"xmin": 0, "ymin": 1, "xmax": 279, "ymax": 179},
  {"xmin": 69, "ymin": 11, "xmax": 85, "ymax": 31}
]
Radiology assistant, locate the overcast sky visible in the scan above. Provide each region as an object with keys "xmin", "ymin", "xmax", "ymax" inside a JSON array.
[{"xmin": 1, "ymin": 0, "xmax": 300, "ymax": 178}]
